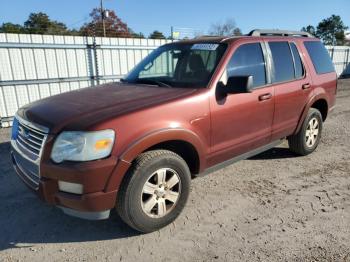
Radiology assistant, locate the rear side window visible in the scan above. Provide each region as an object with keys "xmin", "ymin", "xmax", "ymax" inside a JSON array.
[
  {"xmin": 227, "ymin": 43, "xmax": 266, "ymax": 88},
  {"xmin": 290, "ymin": 43, "xmax": 304, "ymax": 78},
  {"xmin": 269, "ymin": 42, "xmax": 295, "ymax": 83},
  {"xmin": 304, "ymin": 41, "xmax": 335, "ymax": 74}
]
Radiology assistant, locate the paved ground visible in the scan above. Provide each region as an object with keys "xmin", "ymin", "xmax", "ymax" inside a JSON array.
[{"xmin": 0, "ymin": 80, "xmax": 350, "ymax": 262}]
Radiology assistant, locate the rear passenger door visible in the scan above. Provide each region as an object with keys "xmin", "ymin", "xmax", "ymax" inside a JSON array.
[{"xmin": 266, "ymin": 41, "xmax": 313, "ymax": 140}]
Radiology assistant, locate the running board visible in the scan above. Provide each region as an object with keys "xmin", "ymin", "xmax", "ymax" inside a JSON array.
[{"xmin": 199, "ymin": 139, "xmax": 284, "ymax": 176}]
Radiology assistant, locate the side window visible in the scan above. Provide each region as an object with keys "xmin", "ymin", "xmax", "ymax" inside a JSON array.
[
  {"xmin": 304, "ymin": 41, "xmax": 335, "ymax": 74},
  {"xmin": 290, "ymin": 43, "xmax": 304, "ymax": 78},
  {"xmin": 269, "ymin": 42, "xmax": 295, "ymax": 83},
  {"xmin": 226, "ymin": 43, "xmax": 267, "ymax": 88}
]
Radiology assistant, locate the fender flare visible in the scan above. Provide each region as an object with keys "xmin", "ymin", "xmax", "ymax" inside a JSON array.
[
  {"xmin": 120, "ymin": 128, "xmax": 206, "ymax": 165},
  {"xmin": 105, "ymin": 128, "xmax": 206, "ymax": 191},
  {"xmin": 294, "ymin": 93, "xmax": 328, "ymax": 134}
]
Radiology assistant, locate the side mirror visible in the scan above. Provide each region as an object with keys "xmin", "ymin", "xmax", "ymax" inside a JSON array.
[{"xmin": 224, "ymin": 75, "xmax": 254, "ymax": 94}]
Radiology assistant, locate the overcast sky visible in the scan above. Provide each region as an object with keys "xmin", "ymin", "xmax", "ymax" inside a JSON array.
[{"xmin": 0, "ymin": 0, "xmax": 349, "ymax": 37}]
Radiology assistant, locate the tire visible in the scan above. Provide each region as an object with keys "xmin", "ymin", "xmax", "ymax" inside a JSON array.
[
  {"xmin": 288, "ymin": 108, "xmax": 323, "ymax": 156},
  {"xmin": 116, "ymin": 150, "xmax": 191, "ymax": 233}
]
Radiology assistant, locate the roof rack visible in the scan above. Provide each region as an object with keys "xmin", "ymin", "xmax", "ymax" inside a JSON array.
[
  {"xmin": 194, "ymin": 35, "xmax": 223, "ymax": 39},
  {"xmin": 248, "ymin": 29, "xmax": 313, "ymax": 38}
]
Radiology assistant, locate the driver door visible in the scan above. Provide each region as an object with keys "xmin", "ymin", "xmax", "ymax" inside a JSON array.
[{"xmin": 208, "ymin": 42, "xmax": 274, "ymax": 166}]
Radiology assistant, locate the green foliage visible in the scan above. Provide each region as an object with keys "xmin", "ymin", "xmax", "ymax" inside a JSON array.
[
  {"xmin": 130, "ymin": 31, "xmax": 145, "ymax": 38},
  {"xmin": 233, "ymin": 28, "xmax": 242, "ymax": 36},
  {"xmin": 0, "ymin": 12, "xmax": 72, "ymax": 35},
  {"xmin": 303, "ymin": 15, "xmax": 348, "ymax": 45},
  {"xmin": 149, "ymin": 30, "xmax": 166, "ymax": 39},
  {"xmin": 0, "ymin": 23, "xmax": 25, "ymax": 33},
  {"xmin": 301, "ymin": 25, "xmax": 316, "ymax": 36},
  {"xmin": 24, "ymin": 12, "xmax": 70, "ymax": 35},
  {"xmin": 316, "ymin": 15, "xmax": 348, "ymax": 45}
]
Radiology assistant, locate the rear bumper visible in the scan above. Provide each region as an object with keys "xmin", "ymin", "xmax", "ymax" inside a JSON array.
[{"xmin": 11, "ymin": 142, "xmax": 125, "ymax": 220}]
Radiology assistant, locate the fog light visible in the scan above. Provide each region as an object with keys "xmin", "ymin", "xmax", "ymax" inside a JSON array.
[{"xmin": 58, "ymin": 181, "xmax": 83, "ymax": 194}]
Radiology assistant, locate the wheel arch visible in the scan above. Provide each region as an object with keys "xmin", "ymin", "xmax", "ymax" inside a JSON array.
[
  {"xmin": 295, "ymin": 94, "xmax": 329, "ymax": 134},
  {"xmin": 105, "ymin": 128, "xmax": 206, "ymax": 191}
]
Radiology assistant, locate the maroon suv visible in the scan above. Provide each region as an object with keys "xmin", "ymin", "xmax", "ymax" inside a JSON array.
[{"xmin": 11, "ymin": 29, "xmax": 337, "ymax": 233}]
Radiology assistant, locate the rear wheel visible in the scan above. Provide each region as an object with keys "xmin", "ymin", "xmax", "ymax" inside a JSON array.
[
  {"xmin": 288, "ymin": 108, "xmax": 323, "ymax": 156},
  {"xmin": 116, "ymin": 150, "xmax": 191, "ymax": 233}
]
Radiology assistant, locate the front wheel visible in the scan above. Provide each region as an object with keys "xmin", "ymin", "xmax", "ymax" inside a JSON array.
[
  {"xmin": 116, "ymin": 150, "xmax": 191, "ymax": 233},
  {"xmin": 288, "ymin": 108, "xmax": 323, "ymax": 156}
]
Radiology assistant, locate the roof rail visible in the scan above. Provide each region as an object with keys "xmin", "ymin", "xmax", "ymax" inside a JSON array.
[
  {"xmin": 194, "ymin": 35, "xmax": 222, "ymax": 39},
  {"xmin": 248, "ymin": 29, "xmax": 313, "ymax": 38}
]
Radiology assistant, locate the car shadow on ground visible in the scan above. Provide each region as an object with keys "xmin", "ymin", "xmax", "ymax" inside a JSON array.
[
  {"xmin": 249, "ymin": 147, "xmax": 299, "ymax": 160},
  {"xmin": 0, "ymin": 141, "xmax": 140, "ymax": 252}
]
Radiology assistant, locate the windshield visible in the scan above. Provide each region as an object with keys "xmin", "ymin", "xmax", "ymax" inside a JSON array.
[{"xmin": 124, "ymin": 43, "xmax": 227, "ymax": 88}]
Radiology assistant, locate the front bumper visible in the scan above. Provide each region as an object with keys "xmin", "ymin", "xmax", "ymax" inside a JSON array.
[{"xmin": 11, "ymin": 140, "xmax": 124, "ymax": 220}]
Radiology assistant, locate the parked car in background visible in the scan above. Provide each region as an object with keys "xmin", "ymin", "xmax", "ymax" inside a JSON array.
[{"xmin": 11, "ymin": 29, "xmax": 337, "ymax": 233}]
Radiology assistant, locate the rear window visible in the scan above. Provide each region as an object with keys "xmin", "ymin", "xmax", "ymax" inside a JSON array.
[
  {"xmin": 304, "ymin": 41, "xmax": 335, "ymax": 74},
  {"xmin": 269, "ymin": 42, "xmax": 295, "ymax": 83}
]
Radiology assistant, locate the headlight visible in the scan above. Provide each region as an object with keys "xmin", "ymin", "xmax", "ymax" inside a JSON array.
[{"xmin": 51, "ymin": 130, "xmax": 115, "ymax": 163}]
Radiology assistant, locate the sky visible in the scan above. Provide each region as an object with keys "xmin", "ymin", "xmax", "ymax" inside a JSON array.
[{"xmin": 0, "ymin": 0, "xmax": 349, "ymax": 37}]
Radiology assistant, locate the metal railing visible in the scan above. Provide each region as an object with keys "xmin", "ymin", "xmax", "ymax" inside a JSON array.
[
  {"xmin": 327, "ymin": 46, "xmax": 350, "ymax": 77},
  {"xmin": 0, "ymin": 33, "xmax": 350, "ymax": 127},
  {"xmin": 0, "ymin": 33, "xmax": 172, "ymax": 127}
]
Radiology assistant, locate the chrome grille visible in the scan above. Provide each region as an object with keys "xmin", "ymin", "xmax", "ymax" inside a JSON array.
[
  {"xmin": 12, "ymin": 149, "xmax": 41, "ymax": 189},
  {"xmin": 11, "ymin": 116, "xmax": 49, "ymax": 190},
  {"xmin": 16, "ymin": 120, "xmax": 47, "ymax": 157}
]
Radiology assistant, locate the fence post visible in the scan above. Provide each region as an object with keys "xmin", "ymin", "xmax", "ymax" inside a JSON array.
[{"xmin": 92, "ymin": 36, "xmax": 100, "ymax": 86}]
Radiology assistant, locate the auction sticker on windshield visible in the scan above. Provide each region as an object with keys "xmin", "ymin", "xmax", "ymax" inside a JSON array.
[{"xmin": 191, "ymin": 43, "xmax": 219, "ymax": 51}]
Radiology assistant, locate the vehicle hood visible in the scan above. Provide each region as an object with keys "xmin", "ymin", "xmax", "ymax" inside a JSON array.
[{"xmin": 18, "ymin": 82, "xmax": 197, "ymax": 133}]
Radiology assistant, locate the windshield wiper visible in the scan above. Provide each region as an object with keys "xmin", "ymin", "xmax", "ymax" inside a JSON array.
[{"xmin": 135, "ymin": 79, "xmax": 172, "ymax": 88}]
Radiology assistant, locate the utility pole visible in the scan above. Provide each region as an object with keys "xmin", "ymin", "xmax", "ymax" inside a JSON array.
[
  {"xmin": 100, "ymin": 0, "xmax": 106, "ymax": 37},
  {"xmin": 171, "ymin": 26, "xmax": 174, "ymax": 41}
]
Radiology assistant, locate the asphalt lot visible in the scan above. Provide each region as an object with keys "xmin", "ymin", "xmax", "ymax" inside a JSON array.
[{"xmin": 0, "ymin": 80, "xmax": 350, "ymax": 262}]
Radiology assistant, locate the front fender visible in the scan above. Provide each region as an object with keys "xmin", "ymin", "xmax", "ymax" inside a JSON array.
[
  {"xmin": 105, "ymin": 128, "xmax": 206, "ymax": 192},
  {"xmin": 120, "ymin": 128, "xmax": 206, "ymax": 165}
]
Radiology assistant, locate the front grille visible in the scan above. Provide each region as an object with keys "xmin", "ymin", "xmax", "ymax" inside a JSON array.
[
  {"xmin": 11, "ymin": 116, "xmax": 49, "ymax": 189},
  {"xmin": 12, "ymin": 149, "xmax": 41, "ymax": 189},
  {"xmin": 16, "ymin": 120, "xmax": 47, "ymax": 158}
]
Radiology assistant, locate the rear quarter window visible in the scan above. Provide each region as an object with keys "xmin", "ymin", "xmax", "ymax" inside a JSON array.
[{"xmin": 304, "ymin": 41, "xmax": 335, "ymax": 74}]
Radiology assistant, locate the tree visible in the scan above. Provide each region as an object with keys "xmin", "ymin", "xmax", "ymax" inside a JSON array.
[
  {"xmin": 0, "ymin": 23, "xmax": 25, "ymax": 33},
  {"xmin": 301, "ymin": 25, "xmax": 316, "ymax": 36},
  {"xmin": 149, "ymin": 30, "xmax": 166, "ymax": 39},
  {"xmin": 24, "ymin": 12, "xmax": 70, "ymax": 35},
  {"xmin": 128, "ymin": 28, "xmax": 145, "ymax": 38},
  {"xmin": 80, "ymin": 8, "xmax": 131, "ymax": 37},
  {"xmin": 316, "ymin": 15, "xmax": 348, "ymax": 45},
  {"xmin": 233, "ymin": 28, "xmax": 242, "ymax": 36},
  {"xmin": 209, "ymin": 18, "xmax": 242, "ymax": 36}
]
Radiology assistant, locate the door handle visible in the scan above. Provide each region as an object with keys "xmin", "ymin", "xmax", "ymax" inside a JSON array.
[
  {"xmin": 258, "ymin": 93, "xmax": 272, "ymax": 101},
  {"xmin": 302, "ymin": 83, "xmax": 311, "ymax": 90}
]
